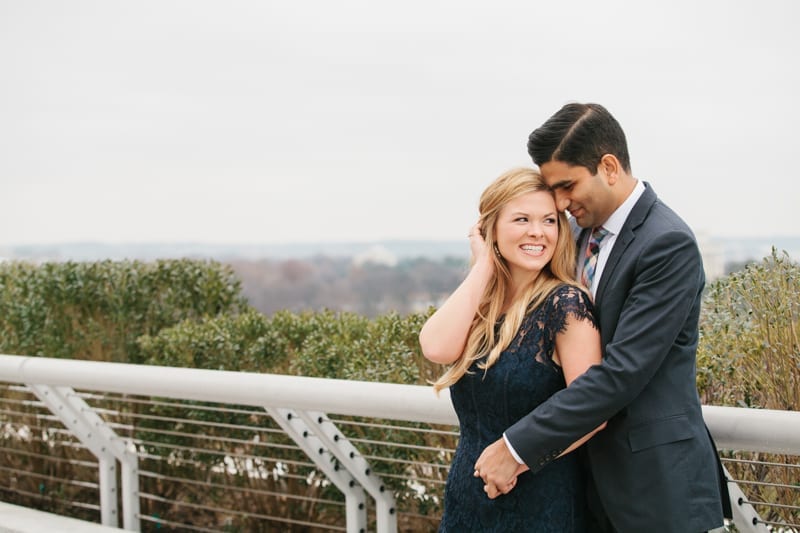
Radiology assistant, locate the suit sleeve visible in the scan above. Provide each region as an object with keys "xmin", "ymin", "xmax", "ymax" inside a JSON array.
[{"xmin": 505, "ymin": 228, "xmax": 704, "ymax": 472}]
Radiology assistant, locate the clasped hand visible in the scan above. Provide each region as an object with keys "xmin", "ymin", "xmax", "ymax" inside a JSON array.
[{"xmin": 473, "ymin": 437, "xmax": 529, "ymax": 499}]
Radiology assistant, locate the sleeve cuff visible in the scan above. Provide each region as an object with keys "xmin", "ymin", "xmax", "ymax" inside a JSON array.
[{"xmin": 503, "ymin": 432, "xmax": 525, "ymax": 465}]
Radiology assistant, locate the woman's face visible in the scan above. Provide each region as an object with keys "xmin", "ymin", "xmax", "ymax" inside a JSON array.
[{"xmin": 494, "ymin": 190, "xmax": 559, "ymax": 286}]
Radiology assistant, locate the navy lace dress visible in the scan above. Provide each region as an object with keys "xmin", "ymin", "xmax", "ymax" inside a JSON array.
[{"xmin": 439, "ymin": 284, "xmax": 597, "ymax": 533}]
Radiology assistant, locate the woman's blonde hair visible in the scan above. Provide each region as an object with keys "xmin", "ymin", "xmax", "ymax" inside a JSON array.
[{"xmin": 432, "ymin": 167, "xmax": 578, "ymax": 393}]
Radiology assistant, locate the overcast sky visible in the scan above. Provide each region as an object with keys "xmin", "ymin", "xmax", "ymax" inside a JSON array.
[{"xmin": 1, "ymin": 0, "xmax": 798, "ymax": 247}]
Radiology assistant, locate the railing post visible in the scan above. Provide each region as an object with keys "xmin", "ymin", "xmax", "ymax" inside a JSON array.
[
  {"xmin": 266, "ymin": 407, "xmax": 369, "ymax": 533},
  {"xmin": 723, "ymin": 465, "xmax": 770, "ymax": 533},
  {"xmin": 27, "ymin": 384, "xmax": 141, "ymax": 531},
  {"xmin": 295, "ymin": 410, "xmax": 397, "ymax": 533},
  {"xmin": 119, "ymin": 444, "xmax": 140, "ymax": 531}
]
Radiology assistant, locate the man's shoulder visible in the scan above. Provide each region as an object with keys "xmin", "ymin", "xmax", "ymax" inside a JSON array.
[
  {"xmin": 646, "ymin": 199, "xmax": 696, "ymax": 237},
  {"xmin": 633, "ymin": 186, "xmax": 696, "ymax": 240}
]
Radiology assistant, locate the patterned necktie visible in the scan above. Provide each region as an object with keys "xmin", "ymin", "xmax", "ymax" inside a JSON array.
[{"xmin": 581, "ymin": 226, "xmax": 610, "ymax": 290}]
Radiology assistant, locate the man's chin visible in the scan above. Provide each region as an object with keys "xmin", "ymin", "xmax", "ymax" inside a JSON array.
[{"xmin": 566, "ymin": 211, "xmax": 590, "ymax": 229}]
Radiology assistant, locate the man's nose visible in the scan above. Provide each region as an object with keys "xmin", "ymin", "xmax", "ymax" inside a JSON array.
[{"xmin": 554, "ymin": 192, "xmax": 570, "ymax": 212}]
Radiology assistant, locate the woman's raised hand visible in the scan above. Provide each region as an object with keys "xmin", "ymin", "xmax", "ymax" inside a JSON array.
[{"xmin": 468, "ymin": 221, "xmax": 492, "ymax": 267}]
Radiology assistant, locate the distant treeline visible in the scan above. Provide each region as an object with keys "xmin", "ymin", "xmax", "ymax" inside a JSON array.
[
  {"xmin": 228, "ymin": 254, "xmax": 766, "ymax": 318},
  {"xmin": 228, "ymin": 256, "xmax": 469, "ymax": 317}
]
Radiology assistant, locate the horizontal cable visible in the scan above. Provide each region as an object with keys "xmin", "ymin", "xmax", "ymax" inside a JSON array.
[
  {"xmin": 0, "ymin": 397, "xmax": 42, "ymax": 408},
  {"xmin": 138, "ymin": 514, "xmax": 220, "ymax": 533},
  {"xmin": 136, "ymin": 451, "xmax": 317, "ymax": 478},
  {"xmin": 378, "ymin": 470, "xmax": 447, "ymax": 487},
  {"xmin": 123, "ymin": 428, "xmax": 290, "ymax": 449},
  {"xmin": 77, "ymin": 392, "xmax": 272, "ymax": 417},
  {"xmin": 757, "ymin": 518, "xmax": 800, "ymax": 529},
  {"xmin": 137, "ymin": 470, "xmax": 344, "ymax": 506},
  {"xmin": 722, "ymin": 456, "xmax": 800, "ymax": 469},
  {"xmin": 132, "ymin": 439, "xmax": 312, "ymax": 467},
  {"xmin": 742, "ymin": 499, "xmax": 800, "ymax": 511},
  {"xmin": 0, "ymin": 446, "xmax": 96, "ymax": 468},
  {"xmin": 0, "ymin": 407, "xmax": 58, "ymax": 421},
  {"xmin": 329, "ymin": 416, "xmax": 458, "ymax": 436},
  {"xmin": 89, "ymin": 409, "xmax": 285, "ymax": 436},
  {"xmin": 119, "ymin": 426, "xmax": 293, "ymax": 449},
  {"xmin": 727, "ymin": 478, "xmax": 800, "ymax": 491},
  {"xmin": 138, "ymin": 492, "xmax": 346, "ymax": 531},
  {"xmin": 141, "ymin": 467, "xmax": 315, "ymax": 486},
  {"xmin": 364, "ymin": 454, "xmax": 450, "ymax": 471},
  {"xmin": 0, "ymin": 465, "xmax": 99, "ymax": 490},
  {"xmin": 351, "ymin": 436, "xmax": 455, "ymax": 454},
  {"xmin": 7, "ymin": 486, "xmax": 101, "ymax": 512},
  {"xmin": 0, "ymin": 434, "xmax": 89, "ymax": 452}
]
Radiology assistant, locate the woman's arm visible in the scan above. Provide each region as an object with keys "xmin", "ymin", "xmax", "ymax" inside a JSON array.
[
  {"xmin": 554, "ymin": 312, "xmax": 606, "ymax": 457},
  {"xmin": 418, "ymin": 225, "xmax": 494, "ymax": 364}
]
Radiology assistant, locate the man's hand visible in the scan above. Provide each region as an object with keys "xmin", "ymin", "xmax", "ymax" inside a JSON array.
[{"xmin": 474, "ymin": 438, "xmax": 528, "ymax": 499}]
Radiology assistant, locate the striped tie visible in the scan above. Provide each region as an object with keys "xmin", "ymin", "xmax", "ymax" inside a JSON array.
[{"xmin": 581, "ymin": 226, "xmax": 609, "ymax": 290}]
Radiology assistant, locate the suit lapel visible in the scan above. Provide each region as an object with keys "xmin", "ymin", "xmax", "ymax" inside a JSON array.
[{"xmin": 594, "ymin": 183, "xmax": 658, "ymax": 304}]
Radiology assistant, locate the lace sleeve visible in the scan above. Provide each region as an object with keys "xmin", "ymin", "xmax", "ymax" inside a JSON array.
[
  {"xmin": 522, "ymin": 284, "xmax": 599, "ymax": 369},
  {"xmin": 548, "ymin": 284, "xmax": 598, "ymax": 336},
  {"xmin": 512, "ymin": 284, "xmax": 598, "ymax": 369}
]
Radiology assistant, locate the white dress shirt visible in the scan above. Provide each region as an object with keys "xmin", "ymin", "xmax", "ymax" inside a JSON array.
[{"xmin": 578, "ymin": 180, "xmax": 646, "ymax": 298}]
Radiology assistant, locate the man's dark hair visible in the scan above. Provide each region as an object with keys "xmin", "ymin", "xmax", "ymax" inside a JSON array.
[{"xmin": 527, "ymin": 103, "xmax": 631, "ymax": 173}]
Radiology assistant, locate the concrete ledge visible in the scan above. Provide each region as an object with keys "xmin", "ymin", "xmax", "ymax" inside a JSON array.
[{"xmin": 0, "ymin": 502, "xmax": 122, "ymax": 532}]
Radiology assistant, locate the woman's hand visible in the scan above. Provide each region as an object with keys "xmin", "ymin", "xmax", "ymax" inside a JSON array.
[
  {"xmin": 468, "ymin": 221, "xmax": 493, "ymax": 269},
  {"xmin": 418, "ymin": 220, "xmax": 495, "ymax": 365},
  {"xmin": 480, "ymin": 463, "xmax": 528, "ymax": 499}
]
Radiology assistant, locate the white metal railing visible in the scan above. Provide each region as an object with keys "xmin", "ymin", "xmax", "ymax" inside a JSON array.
[{"xmin": 0, "ymin": 354, "xmax": 798, "ymax": 532}]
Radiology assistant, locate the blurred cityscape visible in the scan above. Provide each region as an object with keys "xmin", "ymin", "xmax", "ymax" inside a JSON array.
[{"xmin": 1, "ymin": 236, "xmax": 797, "ymax": 317}]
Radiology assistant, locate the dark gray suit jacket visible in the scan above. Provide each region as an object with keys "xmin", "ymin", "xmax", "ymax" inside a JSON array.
[{"xmin": 506, "ymin": 184, "xmax": 725, "ymax": 532}]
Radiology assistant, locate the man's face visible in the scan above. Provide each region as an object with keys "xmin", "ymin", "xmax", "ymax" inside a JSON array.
[{"xmin": 539, "ymin": 160, "xmax": 615, "ymax": 229}]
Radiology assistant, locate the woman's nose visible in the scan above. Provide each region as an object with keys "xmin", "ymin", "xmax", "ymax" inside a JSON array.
[{"xmin": 528, "ymin": 222, "xmax": 543, "ymax": 236}]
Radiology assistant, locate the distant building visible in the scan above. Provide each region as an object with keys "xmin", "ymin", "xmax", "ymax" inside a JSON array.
[
  {"xmin": 352, "ymin": 245, "xmax": 398, "ymax": 267},
  {"xmin": 696, "ymin": 232, "xmax": 725, "ymax": 281}
]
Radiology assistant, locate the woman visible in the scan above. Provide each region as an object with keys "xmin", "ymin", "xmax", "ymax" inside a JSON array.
[{"xmin": 420, "ymin": 168, "xmax": 604, "ymax": 532}]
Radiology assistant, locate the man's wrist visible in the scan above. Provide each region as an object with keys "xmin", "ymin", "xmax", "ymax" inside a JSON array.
[{"xmin": 502, "ymin": 432, "xmax": 525, "ymax": 465}]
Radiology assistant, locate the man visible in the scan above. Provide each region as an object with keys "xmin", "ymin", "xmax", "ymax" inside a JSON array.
[{"xmin": 474, "ymin": 103, "xmax": 730, "ymax": 532}]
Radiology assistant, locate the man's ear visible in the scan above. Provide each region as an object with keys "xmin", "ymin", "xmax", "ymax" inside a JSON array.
[{"xmin": 598, "ymin": 154, "xmax": 621, "ymax": 185}]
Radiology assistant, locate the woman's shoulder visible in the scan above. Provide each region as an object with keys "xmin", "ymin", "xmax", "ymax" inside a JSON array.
[
  {"xmin": 549, "ymin": 282, "xmax": 592, "ymax": 305},
  {"xmin": 545, "ymin": 283, "xmax": 597, "ymax": 324}
]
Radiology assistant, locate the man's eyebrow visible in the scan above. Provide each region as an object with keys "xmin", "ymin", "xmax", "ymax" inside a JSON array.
[{"xmin": 548, "ymin": 179, "xmax": 572, "ymax": 190}]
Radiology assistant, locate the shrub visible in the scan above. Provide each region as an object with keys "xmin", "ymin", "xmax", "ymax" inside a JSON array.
[
  {"xmin": 697, "ymin": 248, "xmax": 799, "ymax": 528},
  {"xmin": 0, "ymin": 260, "xmax": 247, "ymax": 363},
  {"xmin": 697, "ymin": 248, "xmax": 799, "ymax": 410}
]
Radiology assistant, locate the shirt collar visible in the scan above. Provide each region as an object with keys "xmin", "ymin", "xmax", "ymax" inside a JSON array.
[{"xmin": 602, "ymin": 180, "xmax": 645, "ymax": 236}]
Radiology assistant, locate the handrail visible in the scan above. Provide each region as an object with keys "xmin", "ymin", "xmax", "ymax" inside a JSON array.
[
  {"xmin": 1, "ymin": 353, "xmax": 799, "ymax": 533},
  {"xmin": 0, "ymin": 354, "xmax": 456, "ymax": 425},
  {"xmin": 1, "ymin": 354, "xmax": 798, "ymax": 455}
]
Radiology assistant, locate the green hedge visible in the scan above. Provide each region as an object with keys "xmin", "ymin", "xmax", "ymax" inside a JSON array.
[
  {"xmin": 697, "ymin": 248, "xmax": 799, "ymax": 411},
  {"xmin": 0, "ymin": 259, "xmax": 247, "ymax": 363}
]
